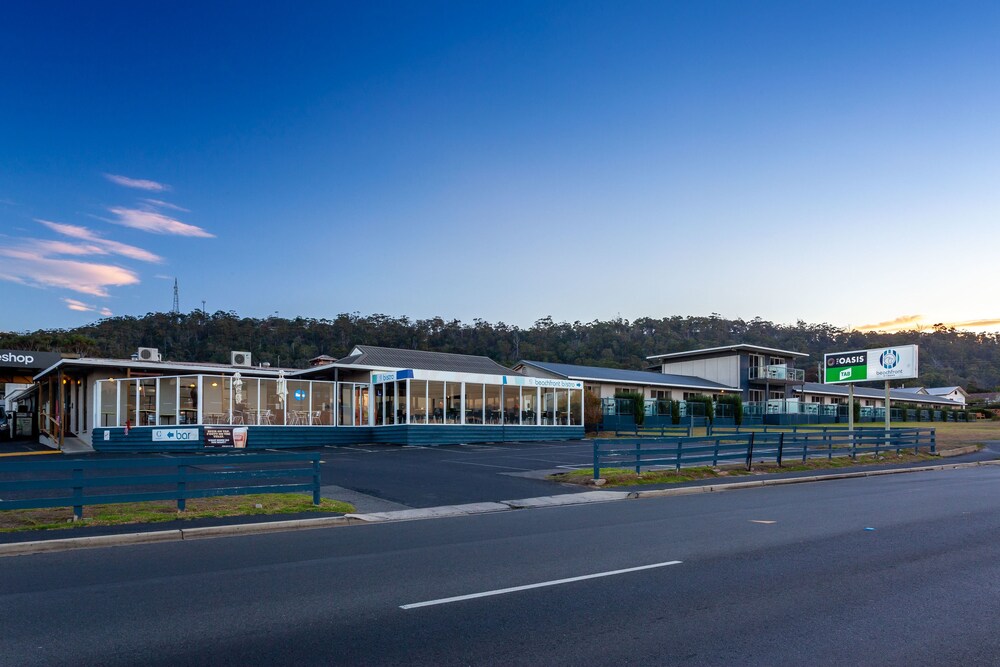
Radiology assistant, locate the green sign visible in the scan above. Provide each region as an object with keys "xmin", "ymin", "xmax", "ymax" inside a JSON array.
[{"xmin": 824, "ymin": 351, "xmax": 868, "ymax": 383}]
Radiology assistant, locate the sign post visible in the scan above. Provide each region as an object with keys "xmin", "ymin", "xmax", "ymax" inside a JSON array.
[{"xmin": 823, "ymin": 345, "xmax": 919, "ymax": 433}]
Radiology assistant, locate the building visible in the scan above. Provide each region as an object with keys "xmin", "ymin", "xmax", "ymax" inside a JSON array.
[{"xmin": 30, "ymin": 345, "xmax": 584, "ymax": 452}]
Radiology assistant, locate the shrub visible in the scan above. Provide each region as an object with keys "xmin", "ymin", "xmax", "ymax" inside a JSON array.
[
  {"xmin": 614, "ymin": 391, "xmax": 645, "ymax": 427},
  {"xmin": 716, "ymin": 394, "xmax": 743, "ymax": 425}
]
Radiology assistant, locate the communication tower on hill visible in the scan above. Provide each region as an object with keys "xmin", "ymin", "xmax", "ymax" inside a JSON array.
[{"xmin": 171, "ymin": 278, "xmax": 179, "ymax": 314}]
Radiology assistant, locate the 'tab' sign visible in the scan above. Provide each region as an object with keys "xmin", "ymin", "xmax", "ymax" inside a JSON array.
[{"xmin": 824, "ymin": 345, "xmax": 918, "ymax": 384}]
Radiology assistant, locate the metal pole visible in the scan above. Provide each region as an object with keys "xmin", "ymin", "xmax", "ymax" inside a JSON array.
[
  {"xmin": 848, "ymin": 383, "xmax": 854, "ymax": 433},
  {"xmin": 884, "ymin": 380, "xmax": 891, "ymax": 432}
]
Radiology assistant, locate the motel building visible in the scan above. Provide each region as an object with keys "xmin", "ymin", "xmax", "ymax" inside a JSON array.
[{"xmin": 28, "ymin": 345, "xmax": 585, "ymax": 452}]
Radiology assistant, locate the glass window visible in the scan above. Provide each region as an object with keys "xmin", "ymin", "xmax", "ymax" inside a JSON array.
[
  {"xmin": 203, "ymin": 376, "xmax": 230, "ymax": 424},
  {"xmin": 179, "ymin": 378, "xmax": 199, "ymax": 425},
  {"xmin": 118, "ymin": 379, "xmax": 136, "ymax": 427},
  {"xmin": 235, "ymin": 378, "xmax": 259, "ymax": 425},
  {"xmin": 503, "ymin": 386, "xmax": 520, "ymax": 425},
  {"xmin": 314, "ymin": 381, "xmax": 335, "ymax": 425},
  {"xmin": 260, "ymin": 379, "xmax": 279, "ymax": 425},
  {"xmin": 464, "ymin": 383, "xmax": 483, "ymax": 424},
  {"xmin": 286, "ymin": 380, "xmax": 310, "ymax": 425},
  {"xmin": 428, "ymin": 381, "xmax": 444, "ymax": 423},
  {"xmin": 485, "ymin": 384, "xmax": 501, "ymax": 424},
  {"xmin": 99, "ymin": 381, "xmax": 117, "ymax": 426},
  {"xmin": 373, "ymin": 383, "xmax": 386, "ymax": 426},
  {"xmin": 409, "ymin": 380, "xmax": 427, "ymax": 424},
  {"xmin": 339, "ymin": 383, "xmax": 353, "ymax": 426},
  {"xmin": 158, "ymin": 377, "xmax": 177, "ymax": 425},
  {"xmin": 541, "ymin": 387, "xmax": 556, "ymax": 425},
  {"xmin": 396, "ymin": 381, "xmax": 407, "ymax": 425},
  {"xmin": 569, "ymin": 389, "xmax": 582, "ymax": 426},
  {"xmin": 138, "ymin": 379, "xmax": 157, "ymax": 426},
  {"xmin": 555, "ymin": 389, "xmax": 569, "ymax": 425},
  {"xmin": 521, "ymin": 386, "xmax": 538, "ymax": 425},
  {"xmin": 446, "ymin": 382, "xmax": 461, "ymax": 424},
  {"xmin": 385, "ymin": 382, "xmax": 397, "ymax": 425}
]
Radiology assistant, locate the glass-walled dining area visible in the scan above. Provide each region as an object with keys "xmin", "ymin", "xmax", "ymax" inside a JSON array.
[{"xmin": 95, "ymin": 374, "xmax": 584, "ymax": 428}]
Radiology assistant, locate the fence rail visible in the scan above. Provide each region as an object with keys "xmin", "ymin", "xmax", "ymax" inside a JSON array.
[
  {"xmin": 0, "ymin": 452, "xmax": 322, "ymax": 519},
  {"xmin": 593, "ymin": 428, "xmax": 936, "ymax": 479}
]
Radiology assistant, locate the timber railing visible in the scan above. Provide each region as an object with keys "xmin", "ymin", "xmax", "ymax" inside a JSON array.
[
  {"xmin": 593, "ymin": 428, "xmax": 936, "ymax": 479},
  {"xmin": 0, "ymin": 451, "xmax": 322, "ymax": 519}
]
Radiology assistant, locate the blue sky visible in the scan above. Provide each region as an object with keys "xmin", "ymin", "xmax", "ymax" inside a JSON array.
[{"xmin": 2, "ymin": 1, "xmax": 999, "ymax": 333}]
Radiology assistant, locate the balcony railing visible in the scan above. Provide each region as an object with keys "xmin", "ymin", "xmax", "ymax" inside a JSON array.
[{"xmin": 749, "ymin": 364, "xmax": 805, "ymax": 382}]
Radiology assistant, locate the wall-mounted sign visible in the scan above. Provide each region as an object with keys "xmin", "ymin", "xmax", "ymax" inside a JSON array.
[
  {"xmin": 204, "ymin": 426, "xmax": 249, "ymax": 448},
  {"xmin": 824, "ymin": 345, "xmax": 918, "ymax": 384},
  {"xmin": 151, "ymin": 428, "xmax": 199, "ymax": 442},
  {"xmin": 0, "ymin": 350, "xmax": 62, "ymax": 370},
  {"xmin": 371, "ymin": 370, "xmax": 414, "ymax": 384},
  {"xmin": 503, "ymin": 376, "xmax": 584, "ymax": 390}
]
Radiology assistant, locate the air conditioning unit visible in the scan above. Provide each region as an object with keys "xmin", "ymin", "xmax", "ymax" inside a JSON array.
[
  {"xmin": 137, "ymin": 347, "xmax": 162, "ymax": 362},
  {"xmin": 231, "ymin": 351, "xmax": 252, "ymax": 367}
]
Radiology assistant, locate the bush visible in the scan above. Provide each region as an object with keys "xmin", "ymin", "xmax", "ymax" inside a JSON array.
[
  {"xmin": 614, "ymin": 391, "xmax": 645, "ymax": 427},
  {"xmin": 584, "ymin": 392, "xmax": 602, "ymax": 428},
  {"xmin": 686, "ymin": 394, "xmax": 715, "ymax": 424},
  {"xmin": 716, "ymin": 394, "xmax": 743, "ymax": 425},
  {"xmin": 671, "ymin": 399, "xmax": 681, "ymax": 425}
]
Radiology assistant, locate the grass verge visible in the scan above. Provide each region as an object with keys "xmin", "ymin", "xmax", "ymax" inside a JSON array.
[
  {"xmin": 550, "ymin": 451, "xmax": 940, "ymax": 487},
  {"xmin": 0, "ymin": 493, "xmax": 355, "ymax": 533}
]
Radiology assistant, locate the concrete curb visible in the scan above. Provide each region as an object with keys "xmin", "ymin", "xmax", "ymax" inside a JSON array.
[{"xmin": 3, "ymin": 459, "xmax": 996, "ymax": 557}]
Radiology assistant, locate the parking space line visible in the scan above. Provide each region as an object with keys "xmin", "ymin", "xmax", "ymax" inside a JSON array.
[{"xmin": 441, "ymin": 460, "xmax": 533, "ymax": 471}]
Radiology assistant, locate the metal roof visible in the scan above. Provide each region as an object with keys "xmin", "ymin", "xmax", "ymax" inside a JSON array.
[
  {"xmin": 647, "ymin": 344, "xmax": 809, "ymax": 361},
  {"xmin": 796, "ymin": 382, "xmax": 963, "ymax": 406},
  {"xmin": 516, "ymin": 360, "xmax": 739, "ymax": 392},
  {"xmin": 33, "ymin": 357, "xmax": 292, "ymax": 381},
  {"xmin": 335, "ymin": 345, "xmax": 515, "ymax": 375}
]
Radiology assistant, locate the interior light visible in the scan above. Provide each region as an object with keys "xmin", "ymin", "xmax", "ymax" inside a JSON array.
[{"xmin": 211, "ymin": 382, "xmax": 218, "ymax": 387}]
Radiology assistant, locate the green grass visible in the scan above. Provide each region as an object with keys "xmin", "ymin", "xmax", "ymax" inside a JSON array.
[
  {"xmin": 550, "ymin": 450, "xmax": 940, "ymax": 487},
  {"xmin": 0, "ymin": 493, "xmax": 355, "ymax": 533}
]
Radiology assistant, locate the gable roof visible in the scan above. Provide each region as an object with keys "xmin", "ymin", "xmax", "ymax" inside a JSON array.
[
  {"xmin": 796, "ymin": 383, "xmax": 963, "ymax": 407},
  {"xmin": 926, "ymin": 386, "xmax": 967, "ymax": 397},
  {"xmin": 647, "ymin": 344, "xmax": 809, "ymax": 361},
  {"xmin": 336, "ymin": 345, "xmax": 514, "ymax": 375},
  {"xmin": 516, "ymin": 360, "xmax": 739, "ymax": 392}
]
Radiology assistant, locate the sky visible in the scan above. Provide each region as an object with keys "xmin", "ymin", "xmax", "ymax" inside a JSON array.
[{"xmin": 2, "ymin": 1, "xmax": 999, "ymax": 334}]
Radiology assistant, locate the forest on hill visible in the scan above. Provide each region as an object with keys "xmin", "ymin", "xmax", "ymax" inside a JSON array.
[{"xmin": 3, "ymin": 311, "xmax": 999, "ymax": 391}]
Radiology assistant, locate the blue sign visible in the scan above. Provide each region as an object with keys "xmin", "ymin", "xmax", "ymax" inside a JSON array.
[{"xmin": 294, "ymin": 389, "xmax": 306, "ymax": 401}]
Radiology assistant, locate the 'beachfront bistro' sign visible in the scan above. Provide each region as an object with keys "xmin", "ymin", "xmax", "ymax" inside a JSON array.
[{"xmin": 824, "ymin": 345, "xmax": 918, "ymax": 384}]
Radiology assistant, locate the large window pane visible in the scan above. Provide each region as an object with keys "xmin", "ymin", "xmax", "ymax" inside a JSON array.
[
  {"xmin": 409, "ymin": 380, "xmax": 427, "ymax": 424},
  {"xmin": 260, "ymin": 379, "xmax": 279, "ymax": 425},
  {"xmin": 314, "ymin": 382, "xmax": 335, "ymax": 425},
  {"xmin": 339, "ymin": 383, "xmax": 353, "ymax": 426},
  {"xmin": 465, "ymin": 383, "xmax": 483, "ymax": 424},
  {"xmin": 555, "ymin": 389, "xmax": 569, "ymax": 425},
  {"xmin": 446, "ymin": 382, "xmax": 461, "ymax": 424},
  {"xmin": 569, "ymin": 389, "xmax": 582, "ymax": 426},
  {"xmin": 203, "ymin": 376, "xmax": 230, "ymax": 424},
  {"xmin": 118, "ymin": 379, "xmax": 136, "ymax": 427},
  {"xmin": 158, "ymin": 377, "xmax": 177, "ymax": 425},
  {"xmin": 541, "ymin": 387, "xmax": 556, "ymax": 425},
  {"xmin": 428, "ymin": 381, "xmax": 444, "ymax": 423},
  {"xmin": 235, "ymin": 378, "xmax": 259, "ymax": 425},
  {"xmin": 287, "ymin": 380, "xmax": 310, "ymax": 425},
  {"xmin": 485, "ymin": 384, "xmax": 501, "ymax": 424},
  {"xmin": 178, "ymin": 378, "xmax": 198, "ymax": 424},
  {"xmin": 522, "ymin": 386, "xmax": 538, "ymax": 425},
  {"xmin": 503, "ymin": 386, "xmax": 520, "ymax": 425},
  {"xmin": 100, "ymin": 381, "xmax": 117, "ymax": 426},
  {"xmin": 373, "ymin": 383, "xmax": 386, "ymax": 426},
  {"xmin": 396, "ymin": 381, "xmax": 407, "ymax": 424},
  {"xmin": 138, "ymin": 379, "xmax": 156, "ymax": 426}
]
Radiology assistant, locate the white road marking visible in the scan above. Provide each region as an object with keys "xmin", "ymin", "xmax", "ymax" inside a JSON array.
[
  {"xmin": 400, "ymin": 560, "xmax": 683, "ymax": 610},
  {"xmin": 750, "ymin": 520, "xmax": 777, "ymax": 524},
  {"xmin": 442, "ymin": 460, "xmax": 532, "ymax": 471}
]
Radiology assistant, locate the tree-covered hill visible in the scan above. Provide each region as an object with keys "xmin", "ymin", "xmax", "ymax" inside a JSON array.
[{"xmin": 3, "ymin": 311, "xmax": 999, "ymax": 391}]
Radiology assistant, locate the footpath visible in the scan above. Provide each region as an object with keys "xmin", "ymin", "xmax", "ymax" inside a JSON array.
[{"xmin": 1, "ymin": 446, "xmax": 996, "ymax": 557}]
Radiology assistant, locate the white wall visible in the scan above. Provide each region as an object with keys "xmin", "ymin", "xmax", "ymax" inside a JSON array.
[{"xmin": 659, "ymin": 354, "xmax": 739, "ymax": 387}]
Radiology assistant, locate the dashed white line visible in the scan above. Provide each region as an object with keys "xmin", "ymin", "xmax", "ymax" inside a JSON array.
[{"xmin": 400, "ymin": 560, "xmax": 683, "ymax": 610}]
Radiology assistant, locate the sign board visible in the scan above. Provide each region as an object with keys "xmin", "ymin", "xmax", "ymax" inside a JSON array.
[
  {"xmin": 0, "ymin": 350, "xmax": 63, "ymax": 370},
  {"xmin": 204, "ymin": 426, "xmax": 249, "ymax": 448},
  {"xmin": 824, "ymin": 345, "xmax": 918, "ymax": 384},
  {"xmin": 151, "ymin": 428, "xmax": 199, "ymax": 443}
]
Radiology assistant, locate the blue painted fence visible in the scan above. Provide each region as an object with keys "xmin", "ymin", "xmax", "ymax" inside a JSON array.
[
  {"xmin": 593, "ymin": 427, "xmax": 936, "ymax": 479},
  {"xmin": 0, "ymin": 452, "xmax": 321, "ymax": 519}
]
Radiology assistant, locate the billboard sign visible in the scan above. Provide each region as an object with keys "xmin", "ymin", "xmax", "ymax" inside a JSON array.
[{"xmin": 824, "ymin": 345, "xmax": 918, "ymax": 384}]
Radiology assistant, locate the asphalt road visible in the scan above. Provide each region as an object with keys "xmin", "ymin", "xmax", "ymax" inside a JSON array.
[{"xmin": 5, "ymin": 465, "xmax": 1000, "ymax": 665}]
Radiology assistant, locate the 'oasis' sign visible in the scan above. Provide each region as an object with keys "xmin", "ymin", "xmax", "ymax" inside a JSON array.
[{"xmin": 824, "ymin": 345, "xmax": 918, "ymax": 384}]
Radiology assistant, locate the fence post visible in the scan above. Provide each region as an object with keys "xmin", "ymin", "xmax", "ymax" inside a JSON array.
[
  {"xmin": 72, "ymin": 467, "xmax": 84, "ymax": 520},
  {"xmin": 635, "ymin": 439, "xmax": 641, "ymax": 476},
  {"xmin": 851, "ymin": 429, "xmax": 857, "ymax": 460},
  {"xmin": 777, "ymin": 432, "xmax": 784, "ymax": 467},
  {"xmin": 802, "ymin": 433, "xmax": 808, "ymax": 463},
  {"xmin": 312, "ymin": 457, "xmax": 321, "ymax": 506},
  {"xmin": 177, "ymin": 464, "xmax": 187, "ymax": 512},
  {"xmin": 593, "ymin": 441, "xmax": 600, "ymax": 480},
  {"xmin": 713, "ymin": 437, "xmax": 720, "ymax": 466},
  {"xmin": 675, "ymin": 439, "xmax": 683, "ymax": 471},
  {"xmin": 930, "ymin": 429, "xmax": 936, "ymax": 454},
  {"xmin": 746, "ymin": 433, "xmax": 755, "ymax": 471}
]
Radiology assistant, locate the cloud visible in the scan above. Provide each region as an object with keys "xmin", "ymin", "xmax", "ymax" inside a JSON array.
[
  {"xmin": 63, "ymin": 298, "xmax": 96, "ymax": 312},
  {"xmin": 107, "ymin": 207, "xmax": 214, "ymax": 238},
  {"xmin": 35, "ymin": 219, "xmax": 162, "ymax": 262},
  {"xmin": 141, "ymin": 198, "xmax": 189, "ymax": 212},
  {"xmin": 934, "ymin": 318, "xmax": 1000, "ymax": 330},
  {"xmin": 99, "ymin": 307, "xmax": 113, "ymax": 317},
  {"xmin": 0, "ymin": 248, "xmax": 140, "ymax": 297},
  {"xmin": 104, "ymin": 173, "xmax": 170, "ymax": 192},
  {"xmin": 854, "ymin": 315, "xmax": 924, "ymax": 332}
]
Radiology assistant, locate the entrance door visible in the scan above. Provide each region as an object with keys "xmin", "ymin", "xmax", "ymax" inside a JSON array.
[{"xmin": 353, "ymin": 385, "xmax": 369, "ymax": 426}]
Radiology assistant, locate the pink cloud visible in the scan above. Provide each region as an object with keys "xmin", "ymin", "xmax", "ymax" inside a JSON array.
[
  {"xmin": 36, "ymin": 219, "xmax": 162, "ymax": 262},
  {"xmin": 99, "ymin": 307, "xmax": 113, "ymax": 317},
  {"xmin": 141, "ymin": 198, "xmax": 190, "ymax": 212},
  {"xmin": 0, "ymin": 248, "xmax": 140, "ymax": 297},
  {"xmin": 63, "ymin": 298, "xmax": 96, "ymax": 312},
  {"xmin": 104, "ymin": 173, "xmax": 170, "ymax": 192},
  {"xmin": 108, "ymin": 207, "xmax": 214, "ymax": 238}
]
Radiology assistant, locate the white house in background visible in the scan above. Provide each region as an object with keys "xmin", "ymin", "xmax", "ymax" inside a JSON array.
[{"xmin": 896, "ymin": 386, "xmax": 968, "ymax": 406}]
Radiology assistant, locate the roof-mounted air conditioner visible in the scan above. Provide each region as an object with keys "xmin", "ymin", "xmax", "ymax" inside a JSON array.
[
  {"xmin": 231, "ymin": 351, "xmax": 252, "ymax": 367},
  {"xmin": 137, "ymin": 347, "xmax": 162, "ymax": 362}
]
